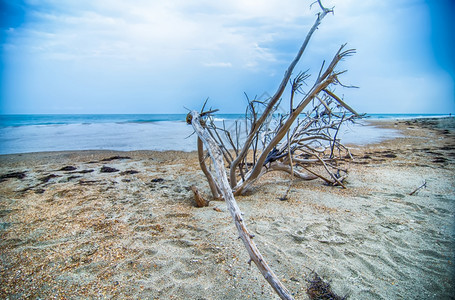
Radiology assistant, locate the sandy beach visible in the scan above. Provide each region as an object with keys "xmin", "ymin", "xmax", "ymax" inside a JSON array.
[{"xmin": 0, "ymin": 118, "xmax": 454, "ymax": 299}]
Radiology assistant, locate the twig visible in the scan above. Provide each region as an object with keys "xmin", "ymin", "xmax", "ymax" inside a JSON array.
[{"xmin": 409, "ymin": 180, "xmax": 427, "ymax": 196}]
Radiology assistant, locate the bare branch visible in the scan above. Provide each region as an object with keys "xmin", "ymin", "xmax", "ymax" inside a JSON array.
[
  {"xmin": 229, "ymin": 2, "xmax": 334, "ymax": 188},
  {"xmin": 189, "ymin": 111, "xmax": 293, "ymax": 300},
  {"xmin": 197, "ymin": 137, "xmax": 221, "ymax": 200},
  {"xmin": 409, "ymin": 180, "xmax": 427, "ymax": 196},
  {"xmin": 233, "ymin": 43, "xmax": 354, "ymax": 195},
  {"xmin": 323, "ymin": 89, "xmax": 358, "ymax": 116}
]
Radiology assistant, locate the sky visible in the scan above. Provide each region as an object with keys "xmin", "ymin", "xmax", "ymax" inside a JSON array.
[{"xmin": 1, "ymin": 0, "xmax": 454, "ymax": 114}]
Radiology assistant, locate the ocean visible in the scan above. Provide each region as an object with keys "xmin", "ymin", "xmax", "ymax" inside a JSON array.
[{"xmin": 0, "ymin": 113, "xmax": 450, "ymax": 155}]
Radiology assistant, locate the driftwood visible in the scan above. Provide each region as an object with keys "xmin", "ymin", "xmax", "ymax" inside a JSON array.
[
  {"xmin": 190, "ymin": 185, "xmax": 210, "ymax": 207},
  {"xmin": 186, "ymin": 1, "xmax": 359, "ymax": 298},
  {"xmin": 193, "ymin": 1, "xmax": 360, "ymax": 200},
  {"xmin": 189, "ymin": 111, "xmax": 293, "ymax": 299},
  {"xmin": 409, "ymin": 180, "xmax": 427, "ymax": 196}
]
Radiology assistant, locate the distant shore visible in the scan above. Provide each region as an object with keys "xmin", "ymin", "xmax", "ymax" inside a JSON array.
[{"xmin": 0, "ymin": 117, "xmax": 454, "ymax": 299}]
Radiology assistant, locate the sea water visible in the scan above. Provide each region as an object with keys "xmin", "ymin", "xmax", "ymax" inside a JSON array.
[{"xmin": 0, "ymin": 114, "xmax": 450, "ymax": 155}]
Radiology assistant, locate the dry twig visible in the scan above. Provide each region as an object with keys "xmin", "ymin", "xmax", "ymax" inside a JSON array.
[{"xmin": 409, "ymin": 180, "xmax": 427, "ymax": 196}]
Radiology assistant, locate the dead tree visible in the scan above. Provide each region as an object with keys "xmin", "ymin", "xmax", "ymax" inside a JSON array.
[
  {"xmin": 186, "ymin": 1, "xmax": 359, "ymax": 299},
  {"xmin": 190, "ymin": 5, "xmax": 359, "ymax": 198}
]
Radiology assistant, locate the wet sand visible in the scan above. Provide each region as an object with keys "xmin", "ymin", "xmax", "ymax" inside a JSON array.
[{"xmin": 0, "ymin": 118, "xmax": 454, "ymax": 299}]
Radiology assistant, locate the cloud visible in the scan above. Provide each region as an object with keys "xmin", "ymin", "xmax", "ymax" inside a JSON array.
[
  {"xmin": 6, "ymin": 0, "xmax": 314, "ymax": 65},
  {"xmin": 203, "ymin": 62, "xmax": 232, "ymax": 68},
  {"xmin": 1, "ymin": 0, "xmax": 453, "ymax": 114}
]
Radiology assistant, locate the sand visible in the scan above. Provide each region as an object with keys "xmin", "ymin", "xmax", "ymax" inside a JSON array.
[{"xmin": 0, "ymin": 118, "xmax": 454, "ymax": 299}]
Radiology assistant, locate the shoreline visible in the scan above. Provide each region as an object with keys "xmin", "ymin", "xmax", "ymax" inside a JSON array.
[
  {"xmin": 364, "ymin": 116, "xmax": 455, "ymax": 133},
  {"xmin": 1, "ymin": 118, "xmax": 454, "ymax": 299},
  {"xmin": 1, "ymin": 116, "xmax": 453, "ymax": 156},
  {"xmin": 1, "ymin": 116, "xmax": 452, "ymax": 160}
]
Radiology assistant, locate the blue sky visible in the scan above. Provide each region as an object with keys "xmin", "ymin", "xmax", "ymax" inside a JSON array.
[{"xmin": 1, "ymin": 0, "xmax": 454, "ymax": 114}]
